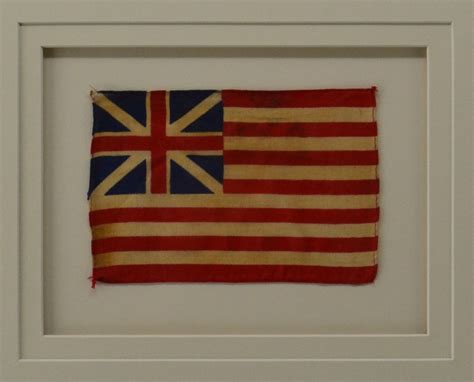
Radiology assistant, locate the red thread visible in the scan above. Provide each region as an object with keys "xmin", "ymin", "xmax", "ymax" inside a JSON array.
[{"xmin": 88, "ymin": 275, "xmax": 97, "ymax": 289}]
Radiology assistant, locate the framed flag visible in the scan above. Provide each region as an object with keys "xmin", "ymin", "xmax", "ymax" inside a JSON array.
[
  {"xmin": 88, "ymin": 88, "xmax": 379, "ymax": 285},
  {"xmin": 2, "ymin": 0, "xmax": 471, "ymax": 380}
]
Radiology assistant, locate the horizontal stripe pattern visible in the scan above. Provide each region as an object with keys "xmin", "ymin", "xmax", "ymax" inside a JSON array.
[
  {"xmin": 94, "ymin": 251, "xmax": 377, "ymax": 268},
  {"xmin": 224, "ymin": 122, "xmax": 377, "ymax": 137},
  {"xmin": 90, "ymin": 207, "xmax": 380, "ymax": 225},
  {"xmin": 224, "ymin": 107, "xmax": 373, "ymax": 123},
  {"xmin": 93, "ymin": 264, "xmax": 378, "ymax": 284},
  {"xmin": 92, "ymin": 236, "xmax": 378, "ymax": 255},
  {"xmin": 89, "ymin": 88, "xmax": 379, "ymax": 285},
  {"xmin": 223, "ymin": 179, "xmax": 379, "ymax": 195},
  {"xmin": 225, "ymin": 150, "xmax": 378, "ymax": 166},
  {"xmin": 225, "ymin": 165, "xmax": 377, "ymax": 180},
  {"xmin": 225, "ymin": 136, "xmax": 375, "ymax": 151},
  {"xmin": 222, "ymin": 88, "xmax": 378, "ymax": 202},
  {"xmin": 92, "ymin": 222, "xmax": 376, "ymax": 239},
  {"xmin": 222, "ymin": 89, "xmax": 376, "ymax": 108},
  {"xmin": 89, "ymin": 194, "xmax": 378, "ymax": 211}
]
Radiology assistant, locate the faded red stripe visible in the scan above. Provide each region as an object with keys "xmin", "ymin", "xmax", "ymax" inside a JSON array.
[
  {"xmin": 224, "ymin": 179, "xmax": 379, "ymax": 195},
  {"xmin": 91, "ymin": 136, "xmax": 151, "ymax": 154},
  {"xmin": 224, "ymin": 122, "xmax": 377, "ymax": 137},
  {"xmin": 93, "ymin": 264, "xmax": 378, "ymax": 284},
  {"xmin": 164, "ymin": 136, "xmax": 223, "ymax": 151},
  {"xmin": 224, "ymin": 150, "xmax": 378, "ymax": 166},
  {"xmin": 92, "ymin": 236, "xmax": 378, "ymax": 255},
  {"xmin": 90, "ymin": 207, "xmax": 379, "ymax": 226},
  {"xmin": 222, "ymin": 88, "xmax": 376, "ymax": 108}
]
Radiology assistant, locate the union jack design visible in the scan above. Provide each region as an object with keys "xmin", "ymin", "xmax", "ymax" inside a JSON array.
[
  {"xmin": 89, "ymin": 90, "xmax": 223, "ymax": 197},
  {"xmin": 88, "ymin": 88, "xmax": 380, "ymax": 285}
]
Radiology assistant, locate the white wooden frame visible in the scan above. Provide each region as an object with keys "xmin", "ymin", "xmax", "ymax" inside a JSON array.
[{"xmin": 1, "ymin": 1, "xmax": 471, "ymax": 380}]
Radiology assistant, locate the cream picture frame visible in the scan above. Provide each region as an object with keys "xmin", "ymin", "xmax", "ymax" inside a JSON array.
[{"xmin": 0, "ymin": 1, "xmax": 472, "ymax": 380}]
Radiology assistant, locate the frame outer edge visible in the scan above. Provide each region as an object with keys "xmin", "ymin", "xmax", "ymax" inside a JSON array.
[
  {"xmin": 0, "ymin": 0, "xmax": 472, "ymax": 380},
  {"xmin": 4, "ymin": 0, "xmax": 470, "ymax": 25},
  {"xmin": 0, "ymin": 1, "xmax": 21, "ymax": 379},
  {"xmin": 450, "ymin": 1, "xmax": 473, "ymax": 379}
]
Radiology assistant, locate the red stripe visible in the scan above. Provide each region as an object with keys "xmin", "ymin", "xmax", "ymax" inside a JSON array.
[
  {"xmin": 164, "ymin": 136, "xmax": 223, "ymax": 151},
  {"xmin": 224, "ymin": 122, "xmax": 377, "ymax": 137},
  {"xmin": 92, "ymin": 236, "xmax": 378, "ymax": 255},
  {"xmin": 93, "ymin": 264, "xmax": 378, "ymax": 284},
  {"xmin": 150, "ymin": 91, "xmax": 167, "ymax": 194},
  {"xmin": 90, "ymin": 207, "xmax": 379, "ymax": 225},
  {"xmin": 91, "ymin": 136, "xmax": 151, "ymax": 153},
  {"xmin": 224, "ymin": 179, "xmax": 379, "ymax": 195},
  {"xmin": 222, "ymin": 88, "xmax": 376, "ymax": 108},
  {"xmin": 224, "ymin": 150, "xmax": 378, "ymax": 166}
]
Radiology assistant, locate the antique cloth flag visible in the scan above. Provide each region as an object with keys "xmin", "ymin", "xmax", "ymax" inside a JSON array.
[{"xmin": 88, "ymin": 88, "xmax": 379, "ymax": 286}]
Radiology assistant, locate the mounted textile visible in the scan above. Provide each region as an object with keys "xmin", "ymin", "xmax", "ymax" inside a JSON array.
[{"xmin": 88, "ymin": 88, "xmax": 379, "ymax": 285}]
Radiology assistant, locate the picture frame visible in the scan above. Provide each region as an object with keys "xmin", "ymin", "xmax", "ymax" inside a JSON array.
[{"xmin": 1, "ymin": 1, "xmax": 471, "ymax": 380}]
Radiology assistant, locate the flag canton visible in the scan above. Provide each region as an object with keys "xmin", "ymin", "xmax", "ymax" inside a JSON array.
[{"xmin": 88, "ymin": 90, "xmax": 224, "ymax": 197}]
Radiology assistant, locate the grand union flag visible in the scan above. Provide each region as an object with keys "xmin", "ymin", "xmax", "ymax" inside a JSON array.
[{"xmin": 88, "ymin": 88, "xmax": 379, "ymax": 285}]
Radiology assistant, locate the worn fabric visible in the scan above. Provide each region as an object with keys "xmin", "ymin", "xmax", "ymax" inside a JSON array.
[{"xmin": 88, "ymin": 88, "xmax": 379, "ymax": 285}]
